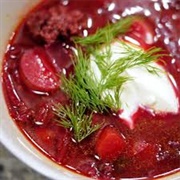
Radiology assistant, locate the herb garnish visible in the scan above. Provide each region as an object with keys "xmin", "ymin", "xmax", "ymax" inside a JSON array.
[
  {"xmin": 55, "ymin": 16, "xmax": 163, "ymax": 142},
  {"xmin": 62, "ymin": 42, "xmax": 162, "ymax": 112},
  {"xmin": 74, "ymin": 16, "xmax": 134, "ymax": 46},
  {"xmin": 54, "ymin": 103, "xmax": 100, "ymax": 142}
]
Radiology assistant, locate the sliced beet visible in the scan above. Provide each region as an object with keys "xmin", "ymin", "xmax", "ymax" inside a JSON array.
[
  {"xmin": 95, "ymin": 126, "xmax": 126, "ymax": 161},
  {"xmin": 20, "ymin": 47, "xmax": 60, "ymax": 92}
]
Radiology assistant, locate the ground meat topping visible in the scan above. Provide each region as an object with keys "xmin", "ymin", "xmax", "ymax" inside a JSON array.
[{"xmin": 26, "ymin": 5, "xmax": 87, "ymax": 44}]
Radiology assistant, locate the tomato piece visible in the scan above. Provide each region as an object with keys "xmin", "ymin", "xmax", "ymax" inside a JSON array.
[
  {"xmin": 95, "ymin": 126, "xmax": 126, "ymax": 160},
  {"xmin": 20, "ymin": 48, "xmax": 59, "ymax": 92}
]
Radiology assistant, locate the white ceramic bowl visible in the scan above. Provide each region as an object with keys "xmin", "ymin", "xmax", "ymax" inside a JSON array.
[{"xmin": 0, "ymin": 1, "xmax": 180, "ymax": 180}]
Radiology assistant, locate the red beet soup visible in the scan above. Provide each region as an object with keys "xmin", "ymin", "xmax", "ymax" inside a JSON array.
[{"xmin": 2, "ymin": 0, "xmax": 180, "ymax": 179}]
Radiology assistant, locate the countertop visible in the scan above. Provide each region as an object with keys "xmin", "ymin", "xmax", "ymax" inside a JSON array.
[{"xmin": 0, "ymin": 143, "xmax": 50, "ymax": 180}]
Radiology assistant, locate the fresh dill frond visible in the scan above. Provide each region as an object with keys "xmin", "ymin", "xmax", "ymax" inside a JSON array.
[
  {"xmin": 104, "ymin": 42, "xmax": 162, "ymax": 73},
  {"xmin": 74, "ymin": 16, "xmax": 134, "ymax": 46},
  {"xmin": 55, "ymin": 16, "xmax": 165, "ymax": 142},
  {"xmin": 61, "ymin": 49, "xmax": 108, "ymax": 112},
  {"xmin": 54, "ymin": 103, "xmax": 100, "ymax": 142},
  {"xmin": 61, "ymin": 41, "xmax": 163, "ymax": 112}
]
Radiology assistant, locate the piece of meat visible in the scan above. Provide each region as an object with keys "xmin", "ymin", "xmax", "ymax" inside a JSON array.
[{"xmin": 26, "ymin": 5, "xmax": 87, "ymax": 44}]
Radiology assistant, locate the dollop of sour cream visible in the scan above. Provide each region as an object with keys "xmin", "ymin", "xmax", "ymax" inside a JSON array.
[{"xmin": 90, "ymin": 40, "xmax": 179, "ymax": 128}]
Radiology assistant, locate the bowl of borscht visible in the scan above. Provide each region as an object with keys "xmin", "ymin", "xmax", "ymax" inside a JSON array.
[{"xmin": 0, "ymin": 0, "xmax": 180, "ymax": 179}]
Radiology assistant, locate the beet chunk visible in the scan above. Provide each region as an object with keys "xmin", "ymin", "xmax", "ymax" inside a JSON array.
[
  {"xmin": 96, "ymin": 126, "xmax": 126, "ymax": 161},
  {"xmin": 26, "ymin": 5, "xmax": 87, "ymax": 44}
]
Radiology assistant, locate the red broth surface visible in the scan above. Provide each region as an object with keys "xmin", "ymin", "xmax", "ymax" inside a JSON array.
[{"xmin": 2, "ymin": 0, "xmax": 180, "ymax": 179}]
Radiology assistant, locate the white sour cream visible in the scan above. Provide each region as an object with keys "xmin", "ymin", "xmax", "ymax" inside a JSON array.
[{"xmin": 90, "ymin": 41, "xmax": 179, "ymax": 128}]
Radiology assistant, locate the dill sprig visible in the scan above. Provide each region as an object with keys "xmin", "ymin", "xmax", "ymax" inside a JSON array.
[
  {"xmin": 97, "ymin": 42, "xmax": 163, "ymax": 76},
  {"xmin": 74, "ymin": 16, "xmax": 134, "ymax": 46},
  {"xmin": 62, "ymin": 41, "xmax": 163, "ymax": 112},
  {"xmin": 54, "ymin": 16, "xmax": 164, "ymax": 142},
  {"xmin": 61, "ymin": 52, "xmax": 107, "ymax": 112},
  {"xmin": 54, "ymin": 103, "xmax": 100, "ymax": 142}
]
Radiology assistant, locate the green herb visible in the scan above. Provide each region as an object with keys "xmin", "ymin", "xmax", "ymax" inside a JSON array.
[
  {"xmin": 62, "ymin": 41, "xmax": 163, "ymax": 112},
  {"xmin": 54, "ymin": 103, "xmax": 100, "ymax": 142},
  {"xmin": 74, "ymin": 16, "xmax": 134, "ymax": 46},
  {"xmin": 61, "ymin": 49, "xmax": 108, "ymax": 112},
  {"xmin": 54, "ymin": 16, "xmax": 164, "ymax": 142}
]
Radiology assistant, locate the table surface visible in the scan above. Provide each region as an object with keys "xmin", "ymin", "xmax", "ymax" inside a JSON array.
[{"xmin": 0, "ymin": 143, "xmax": 50, "ymax": 180}]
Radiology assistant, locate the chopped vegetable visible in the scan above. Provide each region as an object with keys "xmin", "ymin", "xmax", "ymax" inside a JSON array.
[
  {"xmin": 20, "ymin": 48, "xmax": 59, "ymax": 92},
  {"xmin": 95, "ymin": 126, "xmax": 126, "ymax": 160},
  {"xmin": 55, "ymin": 17, "xmax": 164, "ymax": 142}
]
